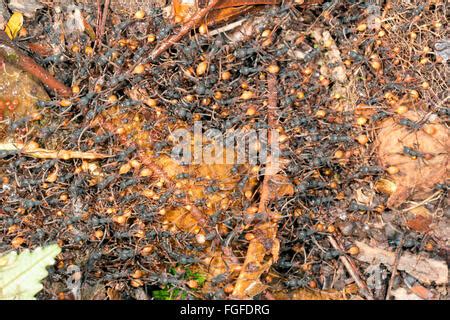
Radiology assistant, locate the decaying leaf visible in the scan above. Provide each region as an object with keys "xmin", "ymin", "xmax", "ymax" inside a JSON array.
[
  {"xmin": 435, "ymin": 38, "xmax": 450, "ymax": 63},
  {"xmin": 355, "ymin": 241, "xmax": 448, "ymax": 285},
  {"xmin": 406, "ymin": 215, "xmax": 432, "ymax": 233},
  {"xmin": 173, "ymin": 0, "xmax": 279, "ymax": 25},
  {"xmin": 232, "ymin": 222, "xmax": 280, "ymax": 299},
  {"xmin": 231, "ymin": 240, "xmax": 271, "ymax": 298},
  {"xmin": 106, "ymin": 288, "xmax": 122, "ymax": 300},
  {"xmin": 376, "ymin": 111, "xmax": 449, "ymax": 208},
  {"xmin": 309, "ymin": 27, "xmax": 352, "ymax": 109},
  {"xmin": 63, "ymin": 5, "xmax": 85, "ymax": 35},
  {"xmin": 355, "ymin": 187, "xmax": 375, "ymax": 206},
  {"xmin": 0, "ymin": 2, "xmax": 8, "ymax": 29},
  {"xmin": 201, "ymin": 248, "xmax": 240, "ymax": 294},
  {"xmin": 430, "ymin": 218, "xmax": 450, "ymax": 245},
  {"xmin": 80, "ymin": 283, "xmax": 107, "ymax": 300},
  {"xmin": 267, "ymin": 174, "xmax": 294, "ymax": 200},
  {"xmin": 0, "ymin": 244, "xmax": 61, "ymax": 300}
]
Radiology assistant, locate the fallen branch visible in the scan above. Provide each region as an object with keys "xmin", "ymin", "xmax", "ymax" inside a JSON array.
[
  {"xmin": 231, "ymin": 73, "xmax": 281, "ymax": 299},
  {"xmin": 257, "ymin": 74, "xmax": 278, "ymax": 214},
  {"xmin": 0, "ymin": 30, "xmax": 71, "ymax": 97},
  {"xmin": 0, "ymin": 142, "xmax": 109, "ymax": 160},
  {"xmin": 95, "ymin": 0, "xmax": 110, "ymax": 46},
  {"xmin": 328, "ymin": 236, "xmax": 374, "ymax": 300},
  {"xmin": 149, "ymin": 0, "xmax": 221, "ymax": 61}
]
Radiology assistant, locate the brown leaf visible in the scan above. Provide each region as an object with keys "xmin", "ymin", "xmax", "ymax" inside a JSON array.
[
  {"xmin": 81, "ymin": 283, "xmax": 106, "ymax": 300},
  {"xmin": 106, "ymin": 288, "xmax": 122, "ymax": 300},
  {"xmin": 406, "ymin": 215, "xmax": 432, "ymax": 233},
  {"xmin": 231, "ymin": 240, "xmax": 273, "ymax": 299},
  {"xmin": 376, "ymin": 111, "xmax": 449, "ymax": 208},
  {"xmin": 268, "ymin": 174, "xmax": 294, "ymax": 200},
  {"xmin": 355, "ymin": 241, "xmax": 448, "ymax": 285},
  {"xmin": 409, "ymin": 206, "xmax": 431, "ymax": 218}
]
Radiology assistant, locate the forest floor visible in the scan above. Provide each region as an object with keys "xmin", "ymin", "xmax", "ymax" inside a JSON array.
[{"xmin": 0, "ymin": 0, "xmax": 448, "ymax": 300}]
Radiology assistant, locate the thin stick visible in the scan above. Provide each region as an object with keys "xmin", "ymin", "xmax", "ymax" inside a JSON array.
[
  {"xmin": 0, "ymin": 142, "xmax": 109, "ymax": 160},
  {"xmin": 149, "ymin": 0, "xmax": 221, "ymax": 61},
  {"xmin": 328, "ymin": 235, "xmax": 374, "ymax": 300},
  {"xmin": 258, "ymin": 73, "xmax": 278, "ymax": 214},
  {"xmin": 386, "ymin": 235, "xmax": 404, "ymax": 300},
  {"xmin": 0, "ymin": 31, "xmax": 71, "ymax": 97},
  {"xmin": 381, "ymin": 0, "xmax": 392, "ymax": 20},
  {"xmin": 95, "ymin": 0, "xmax": 102, "ymax": 40},
  {"xmin": 96, "ymin": 0, "xmax": 110, "ymax": 46},
  {"xmin": 208, "ymin": 18, "xmax": 246, "ymax": 36},
  {"xmin": 231, "ymin": 73, "xmax": 280, "ymax": 299}
]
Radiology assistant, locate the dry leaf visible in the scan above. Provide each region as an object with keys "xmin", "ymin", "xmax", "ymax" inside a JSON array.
[
  {"xmin": 409, "ymin": 206, "xmax": 431, "ymax": 218},
  {"xmin": 232, "ymin": 222, "xmax": 280, "ymax": 299},
  {"xmin": 311, "ymin": 29, "xmax": 347, "ymax": 83},
  {"xmin": 231, "ymin": 240, "xmax": 273, "ymax": 299},
  {"xmin": 406, "ymin": 215, "xmax": 432, "ymax": 233},
  {"xmin": 355, "ymin": 241, "xmax": 448, "ymax": 285},
  {"xmin": 376, "ymin": 111, "xmax": 449, "ymax": 208},
  {"xmin": 106, "ymin": 287, "xmax": 122, "ymax": 300},
  {"xmin": 267, "ymin": 174, "xmax": 294, "ymax": 200}
]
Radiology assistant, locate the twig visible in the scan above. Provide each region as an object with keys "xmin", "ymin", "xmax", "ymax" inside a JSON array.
[
  {"xmin": 0, "ymin": 31, "xmax": 71, "ymax": 97},
  {"xmin": 258, "ymin": 73, "xmax": 278, "ymax": 214},
  {"xmin": 96, "ymin": 0, "xmax": 110, "ymax": 46},
  {"xmin": 381, "ymin": 0, "xmax": 392, "ymax": 20},
  {"xmin": 328, "ymin": 235, "xmax": 374, "ymax": 300},
  {"xmin": 231, "ymin": 73, "xmax": 280, "ymax": 299},
  {"xmin": 386, "ymin": 235, "xmax": 404, "ymax": 300},
  {"xmin": 149, "ymin": 0, "xmax": 221, "ymax": 61},
  {"xmin": 95, "ymin": 0, "xmax": 102, "ymax": 40},
  {"xmin": 402, "ymin": 191, "xmax": 442, "ymax": 212},
  {"xmin": 208, "ymin": 18, "xmax": 247, "ymax": 36},
  {"xmin": 0, "ymin": 142, "xmax": 109, "ymax": 160}
]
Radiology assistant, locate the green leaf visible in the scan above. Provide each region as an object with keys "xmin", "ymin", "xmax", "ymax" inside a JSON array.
[
  {"xmin": 0, "ymin": 244, "xmax": 61, "ymax": 300},
  {"xmin": 192, "ymin": 272, "xmax": 206, "ymax": 286},
  {"xmin": 152, "ymin": 288, "xmax": 172, "ymax": 300}
]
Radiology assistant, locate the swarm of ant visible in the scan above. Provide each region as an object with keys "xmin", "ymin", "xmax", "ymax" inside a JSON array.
[{"xmin": 0, "ymin": 0, "xmax": 448, "ymax": 300}]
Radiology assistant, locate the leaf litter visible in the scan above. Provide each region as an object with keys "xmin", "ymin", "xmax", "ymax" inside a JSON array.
[{"xmin": 0, "ymin": 0, "xmax": 448, "ymax": 300}]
